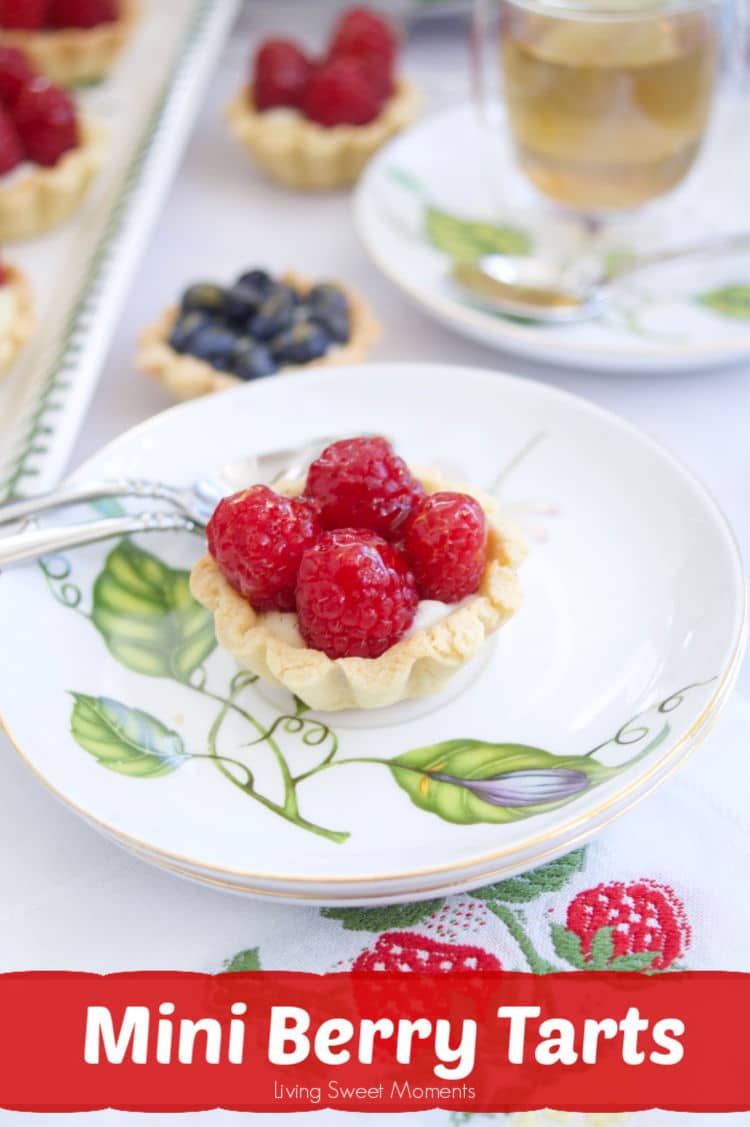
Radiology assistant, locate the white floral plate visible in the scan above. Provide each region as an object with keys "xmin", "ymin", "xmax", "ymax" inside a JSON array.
[
  {"xmin": 0, "ymin": 364, "xmax": 744, "ymax": 904},
  {"xmin": 354, "ymin": 100, "xmax": 750, "ymax": 374}
]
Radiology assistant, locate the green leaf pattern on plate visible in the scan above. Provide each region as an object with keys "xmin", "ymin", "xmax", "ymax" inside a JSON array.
[
  {"xmin": 697, "ymin": 284, "xmax": 750, "ymax": 321},
  {"xmin": 425, "ymin": 206, "xmax": 532, "ymax": 261},
  {"xmin": 70, "ymin": 692, "xmax": 187, "ymax": 778},
  {"xmin": 91, "ymin": 540, "xmax": 215, "ymax": 682}
]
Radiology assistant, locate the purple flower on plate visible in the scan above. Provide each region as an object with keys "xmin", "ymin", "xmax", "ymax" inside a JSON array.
[{"xmin": 426, "ymin": 767, "xmax": 590, "ymax": 807}]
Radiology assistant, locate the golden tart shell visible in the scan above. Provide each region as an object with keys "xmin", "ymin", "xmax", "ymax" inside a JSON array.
[
  {"xmin": 0, "ymin": 0, "xmax": 139, "ymax": 84},
  {"xmin": 0, "ymin": 264, "xmax": 35, "ymax": 375},
  {"xmin": 0, "ymin": 115, "xmax": 108, "ymax": 241},
  {"xmin": 136, "ymin": 271, "xmax": 382, "ymax": 401},
  {"xmin": 226, "ymin": 78, "xmax": 421, "ymax": 191},
  {"xmin": 190, "ymin": 470, "xmax": 527, "ymax": 712}
]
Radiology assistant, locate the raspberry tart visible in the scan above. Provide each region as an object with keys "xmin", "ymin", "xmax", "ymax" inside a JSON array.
[
  {"xmin": 190, "ymin": 437, "xmax": 526, "ymax": 711},
  {"xmin": 0, "ymin": 0, "xmax": 138, "ymax": 85},
  {"xmin": 0, "ymin": 250, "xmax": 34, "ymax": 372},
  {"xmin": 226, "ymin": 7, "xmax": 420, "ymax": 191},
  {"xmin": 0, "ymin": 48, "xmax": 106, "ymax": 239},
  {"xmin": 137, "ymin": 268, "xmax": 381, "ymax": 401}
]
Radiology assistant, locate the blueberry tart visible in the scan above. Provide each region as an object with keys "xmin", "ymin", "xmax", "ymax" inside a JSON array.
[{"xmin": 136, "ymin": 269, "xmax": 381, "ymax": 401}]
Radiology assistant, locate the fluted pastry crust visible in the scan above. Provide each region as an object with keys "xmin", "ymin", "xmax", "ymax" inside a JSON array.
[
  {"xmin": 0, "ymin": 0, "xmax": 139, "ymax": 84},
  {"xmin": 0, "ymin": 265, "xmax": 35, "ymax": 375}
]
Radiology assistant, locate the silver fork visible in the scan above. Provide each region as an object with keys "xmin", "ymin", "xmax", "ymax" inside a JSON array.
[{"xmin": 0, "ymin": 435, "xmax": 343, "ymax": 568}]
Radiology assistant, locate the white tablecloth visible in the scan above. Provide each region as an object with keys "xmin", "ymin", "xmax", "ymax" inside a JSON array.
[{"xmin": 1, "ymin": 3, "xmax": 748, "ymax": 1123}]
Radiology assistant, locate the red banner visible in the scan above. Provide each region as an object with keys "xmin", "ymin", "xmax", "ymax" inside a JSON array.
[{"xmin": 0, "ymin": 970, "xmax": 747, "ymax": 1113}]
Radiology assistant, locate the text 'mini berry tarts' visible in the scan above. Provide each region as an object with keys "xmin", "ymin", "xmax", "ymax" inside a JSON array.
[
  {"xmin": 190, "ymin": 437, "xmax": 526, "ymax": 712},
  {"xmin": 0, "ymin": 0, "xmax": 138, "ymax": 85},
  {"xmin": 0, "ymin": 249, "xmax": 34, "ymax": 372},
  {"xmin": 0, "ymin": 46, "xmax": 107, "ymax": 240},
  {"xmin": 137, "ymin": 267, "xmax": 381, "ymax": 401},
  {"xmin": 226, "ymin": 7, "xmax": 420, "ymax": 190}
]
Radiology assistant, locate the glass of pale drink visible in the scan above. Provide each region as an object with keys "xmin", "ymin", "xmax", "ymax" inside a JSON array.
[{"xmin": 474, "ymin": 0, "xmax": 719, "ymax": 213}]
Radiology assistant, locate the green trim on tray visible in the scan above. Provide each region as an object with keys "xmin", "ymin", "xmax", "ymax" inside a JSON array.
[{"xmin": 0, "ymin": 0, "xmax": 214, "ymax": 504}]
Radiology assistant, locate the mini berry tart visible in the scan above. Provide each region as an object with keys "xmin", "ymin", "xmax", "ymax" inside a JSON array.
[
  {"xmin": 227, "ymin": 8, "xmax": 420, "ymax": 190},
  {"xmin": 190, "ymin": 438, "xmax": 526, "ymax": 712},
  {"xmin": 136, "ymin": 268, "xmax": 381, "ymax": 401},
  {"xmin": 0, "ymin": 255, "xmax": 34, "ymax": 372},
  {"xmin": 0, "ymin": 57, "xmax": 107, "ymax": 239},
  {"xmin": 0, "ymin": 0, "xmax": 138, "ymax": 85}
]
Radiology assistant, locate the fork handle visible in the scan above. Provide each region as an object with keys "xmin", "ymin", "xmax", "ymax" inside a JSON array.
[
  {"xmin": 0, "ymin": 512, "xmax": 196, "ymax": 567},
  {"xmin": 0, "ymin": 479, "xmax": 177, "ymax": 527}
]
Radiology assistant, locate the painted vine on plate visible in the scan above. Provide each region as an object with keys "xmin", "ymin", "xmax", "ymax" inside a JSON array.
[{"xmin": 45, "ymin": 534, "xmax": 716, "ymax": 846}]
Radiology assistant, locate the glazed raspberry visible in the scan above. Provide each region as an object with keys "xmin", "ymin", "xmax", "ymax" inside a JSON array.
[
  {"xmin": 0, "ymin": 105, "xmax": 22, "ymax": 173},
  {"xmin": 12, "ymin": 78, "xmax": 78, "ymax": 166},
  {"xmin": 0, "ymin": 47, "xmax": 36, "ymax": 108},
  {"xmin": 296, "ymin": 529, "xmax": 418, "ymax": 659},
  {"xmin": 305, "ymin": 436, "xmax": 424, "ymax": 538},
  {"xmin": 404, "ymin": 491, "xmax": 487, "ymax": 603},
  {"xmin": 353, "ymin": 931, "xmax": 502, "ymax": 972},
  {"xmin": 253, "ymin": 38, "xmax": 313, "ymax": 111},
  {"xmin": 566, "ymin": 880, "xmax": 691, "ymax": 971},
  {"xmin": 0, "ymin": 0, "xmax": 48, "ymax": 29},
  {"xmin": 302, "ymin": 57, "xmax": 382, "ymax": 127},
  {"xmin": 47, "ymin": 0, "xmax": 117, "ymax": 27},
  {"xmin": 329, "ymin": 6, "xmax": 397, "ymax": 70},
  {"xmin": 207, "ymin": 485, "xmax": 321, "ymax": 612},
  {"xmin": 353, "ymin": 52, "xmax": 394, "ymax": 102}
]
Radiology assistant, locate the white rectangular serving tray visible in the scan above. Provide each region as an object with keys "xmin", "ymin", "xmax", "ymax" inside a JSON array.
[{"xmin": 0, "ymin": 0, "xmax": 239, "ymax": 502}]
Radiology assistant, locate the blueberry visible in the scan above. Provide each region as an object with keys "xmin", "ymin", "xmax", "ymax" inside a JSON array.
[
  {"xmin": 231, "ymin": 337, "xmax": 277, "ymax": 381},
  {"xmin": 236, "ymin": 268, "xmax": 274, "ymax": 296},
  {"xmin": 224, "ymin": 283, "xmax": 264, "ymax": 322},
  {"xmin": 311, "ymin": 307, "xmax": 350, "ymax": 344},
  {"xmin": 187, "ymin": 324, "xmax": 238, "ymax": 369},
  {"xmin": 250, "ymin": 285, "xmax": 298, "ymax": 340},
  {"xmin": 168, "ymin": 311, "xmax": 215, "ymax": 353},
  {"xmin": 308, "ymin": 283, "xmax": 349, "ymax": 317},
  {"xmin": 271, "ymin": 321, "xmax": 331, "ymax": 365},
  {"xmin": 180, "ymin": 282, "xmax": 228, "ymax": 316}
]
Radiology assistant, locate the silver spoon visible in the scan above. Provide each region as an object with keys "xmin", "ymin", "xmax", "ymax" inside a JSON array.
[
  {"xmin": 451, "ymin": 231, "xmax": 750, "ymax": 324},
  {"xmin": 0, "ymin": 434, "xmax": 346, "ymax": 568}
]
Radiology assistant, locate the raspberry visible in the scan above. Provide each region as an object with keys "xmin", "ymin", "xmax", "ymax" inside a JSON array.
[
  {"xmin": 296, "ymin": 529, "xmax": 418, "ymax": 659},
  {"xmin": 0, "ymin": 0, "xmax": 48, "ymax": 29},
  {"xmin": 304, "ymin": 436, "xmax": 424, "ymax": 538},
  {"xmin": 47, "ymin": 0, "xmax": 117, "ymax": 27},
  {"xmin": 12, "ymin": 77, "xmax": 78, "ymax": 166},
  {"xmin": 0, "ymin": 46, "xmax": 36, "ymax": 108},
  {"xmin": 253, "ymin": 38, "xmax": 313, "ymax": 111},
  {"xmin": 352, "ymin": 52, "xmax": 394, "ymax": 102},
  {"xmin": 302, "ymin": 57, "xmax": 382, "ymax": 127},
  {"xmin": 328, "ymin": 6, "xmax": 397, "ymax": 70},
  {"xmin": 0, "ymin": 104, "xmax": 22, "ymax": 173},
  {"xmin": 353, "ymin": 931, "xmax": 502, "ymax": 972},
  {"xmin": 404, "ymin": 492, "xmax": 487, "ymax": 603},
  {"xmin": 566, "ymin": 880, "xmax": 691, "ymax": 971},
  {"xmin": 207, "ymin": 485, "xmax": 321, "ymax": 612}
]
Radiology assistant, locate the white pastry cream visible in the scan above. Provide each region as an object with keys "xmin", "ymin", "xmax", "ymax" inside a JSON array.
[{"xmin": 262, "ymin": 597, "xmax": 472, "ymax": 649}]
